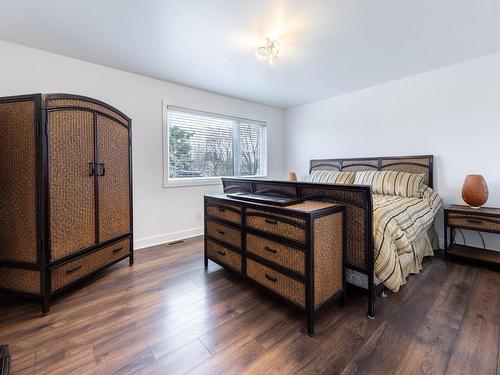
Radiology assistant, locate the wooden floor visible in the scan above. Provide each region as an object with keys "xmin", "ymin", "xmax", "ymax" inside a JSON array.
[{"xmin": 1, "ymin": 237, "xmax": 499, "ymax": 375}]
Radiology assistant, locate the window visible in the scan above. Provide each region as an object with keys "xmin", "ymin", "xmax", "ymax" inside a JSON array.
[{"xmin": 163, "ymin": 103, "xmax": 267, "ymax": 186}]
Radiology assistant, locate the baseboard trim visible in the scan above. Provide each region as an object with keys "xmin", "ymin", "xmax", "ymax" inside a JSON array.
[{"xmin": 134, "ymin": 227, "xmax": 203, "ymax": 250}]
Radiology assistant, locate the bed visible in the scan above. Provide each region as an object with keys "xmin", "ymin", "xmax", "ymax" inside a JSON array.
[
  {"xmin": 221, "ymin": 154, "xmax": 443, "ymax": 318},
  {"xmin": 347, "ymin": 187, "xmax": 442, "ymax": 293}
]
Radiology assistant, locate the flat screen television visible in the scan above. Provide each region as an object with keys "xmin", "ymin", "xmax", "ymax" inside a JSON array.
[{"xmin": 226, "ymin": 192, "xmax": 303, "ymax": 206}]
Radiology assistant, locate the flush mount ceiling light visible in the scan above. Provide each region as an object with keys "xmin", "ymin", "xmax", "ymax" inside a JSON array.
[{"xmin": 256, "ymin": 38, "xmax": 282, "ymax": 65}]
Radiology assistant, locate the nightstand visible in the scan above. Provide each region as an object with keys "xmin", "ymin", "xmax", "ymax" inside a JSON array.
[{"xmin": 444, "ymin": 204, "xmax": 500, "ymax": 268}]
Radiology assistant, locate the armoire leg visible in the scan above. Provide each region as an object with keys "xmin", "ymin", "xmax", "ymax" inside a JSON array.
[
  {"xmin": 129, "ymin": 253, "xmax": 134, "ymax": 266},
  {"xmin": 42, "ymin": 296, "xmax": 49, "ymax": 315}
]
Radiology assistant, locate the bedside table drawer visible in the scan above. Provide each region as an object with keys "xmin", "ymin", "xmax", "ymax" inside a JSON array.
[
  {"xmin": 206, "ymin": 203, "xmax": 241, "ymax": 225},
  {"xmin": 206, "ymin": 220, "xmax": 241, "ymax": 248},
  {"xmin": 206, "ymin": 240, "xmax": 241, "ymax": 272},
  {"xmin": 246, "ymin": 233, "xmax": 305, "ymax": 275},
  {"xmin": 247, "ymin": 259, "xmax": 305, "ymax": 308},
  {"xmin": 448, "ymin": 213, "xmax": 500, "ymax": 232},
  {"xmin": 246, "ymin": 208, "xmax": 306, "ymax": 244}
]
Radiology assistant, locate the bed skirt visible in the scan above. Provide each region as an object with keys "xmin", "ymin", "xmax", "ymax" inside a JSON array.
[{"xmin": 346, "ymin": 224, "xmax": 438, "ymax": 290}]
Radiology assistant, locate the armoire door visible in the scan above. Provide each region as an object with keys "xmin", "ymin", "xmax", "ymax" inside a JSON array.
[
  {"xmin": 96, "ymin": 114, "xmax": 131, "ymax": 242},
  {"xmin": 0, "ymin": 98, "xmax": 38, "ymax": 264},
  {"xmin": 48, "ymin": 110, "xmax": 96, "ymax": 260}
]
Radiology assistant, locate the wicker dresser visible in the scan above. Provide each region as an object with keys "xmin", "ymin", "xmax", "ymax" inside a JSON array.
[
  {"xmin": 0, "ymin": 94, "xmax": 133, "ymax": 313},
  {"xmin": 204, "ymin": 194, "xmax": 345, "ymax": 335}
]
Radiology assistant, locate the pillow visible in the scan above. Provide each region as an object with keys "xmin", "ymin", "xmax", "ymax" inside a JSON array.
[
  {"xmin": 354, "ymin": 170, "xmax": 425, "ymax": 198},
  {"xmin": 305, "ymin": 170, "xmax": 356, "ymax": 184}
]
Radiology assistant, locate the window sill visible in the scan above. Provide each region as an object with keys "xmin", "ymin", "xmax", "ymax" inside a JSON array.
[
  {"xmin": 163, "ymin": 175, "xmax": 268, "ymax": 189},
  {"xmin": 163, "ymin": 178, "xmax": 222, "ymax": 189}
]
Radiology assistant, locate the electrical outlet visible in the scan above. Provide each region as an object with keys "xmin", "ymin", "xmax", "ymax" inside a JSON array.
[{"xmin": 196, "ymin": 212, "xmax": 202, "ymax": 220}]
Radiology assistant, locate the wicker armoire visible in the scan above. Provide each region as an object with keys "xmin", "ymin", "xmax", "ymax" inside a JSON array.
[{"xmin": 0, "ymin": 93, "xmax": 133, "ymax": 313}]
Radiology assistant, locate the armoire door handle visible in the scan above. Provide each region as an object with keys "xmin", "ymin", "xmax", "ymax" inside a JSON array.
[
  {"xmin": 97, "ymin": 163, "xmax": 106, "ymax": 176},
  {"xmin": 89, "ymin": 162, "xmax": 95, "ymax": 176}
]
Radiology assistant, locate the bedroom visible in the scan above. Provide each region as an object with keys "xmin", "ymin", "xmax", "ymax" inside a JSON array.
[{"xmin": 0, "ymin": 1, "xmax": 499, "ymax": 374}]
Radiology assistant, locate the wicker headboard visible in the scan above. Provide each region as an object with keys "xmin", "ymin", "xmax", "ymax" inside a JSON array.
[{"xmin": 309, "ymin": 155, "xmax": 434, "ymax": 188}]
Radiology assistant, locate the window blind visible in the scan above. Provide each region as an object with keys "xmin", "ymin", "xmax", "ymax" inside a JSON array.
[{"xmin": 166, "ymin": 106, "xmax": 267, "ymax": 180}]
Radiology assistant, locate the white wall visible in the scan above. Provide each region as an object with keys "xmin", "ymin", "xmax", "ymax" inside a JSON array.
[
  {"xmin": 285, "ymin": 52, "xmax": 500, "ymax": 249},
  {"xmin": 0, "ymin": 41, "xmax": 286, "ymax": 249},
  {"xmin": 3, "ymin": 39, "xmax": 499, "ymax": 251}
]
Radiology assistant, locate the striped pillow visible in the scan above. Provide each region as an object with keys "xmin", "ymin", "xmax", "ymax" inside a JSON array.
[
  {"xmin": 354, "ymin": 170, "xmax": 425, "ymax": 198},
  {"xmin": 305, "ymin": 170, "xmax": 356, "ymax": 184}
]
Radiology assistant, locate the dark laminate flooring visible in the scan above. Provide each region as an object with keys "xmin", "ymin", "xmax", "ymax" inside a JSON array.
[{"xmin": 0, "ymin": 237, "xmax": 499, "ymax": 374}]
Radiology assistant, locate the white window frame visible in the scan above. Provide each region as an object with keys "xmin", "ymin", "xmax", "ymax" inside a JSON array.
[{"xmin": 162, "ymin": 101, "xmax": 268, "ymax": 188}]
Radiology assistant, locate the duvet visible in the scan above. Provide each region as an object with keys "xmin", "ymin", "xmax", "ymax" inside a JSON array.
[{"xmin": 373, "ymin": 187, "xmax": 443, "ymax": 291}]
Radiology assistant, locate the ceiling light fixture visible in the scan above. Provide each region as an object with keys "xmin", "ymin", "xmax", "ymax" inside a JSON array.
[{"xmin": 256, "ymin": 38, "xmax": 282, "ymax": 65}]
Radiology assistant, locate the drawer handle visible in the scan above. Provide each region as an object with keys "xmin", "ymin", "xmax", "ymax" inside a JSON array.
[
  {"xmin": 466, "ymin": 218, "xmax": 483, "ymax": 224},
  {"xmin": 66, "ymin": 265, "xmax": 82, "ymax": 274},
  {"xmin": 265, "ymin": 273, "xmax": 278, "ymax": 283},
  {"xmin": 217, "ymin": 250, "xmax": 226, "ymax": 256},
  {"xmin": 218, "ymin": 229, "xmax": 225, "ymax": 235},
  {"xmin": 112, "ymin": 247, "xmax": 124, "ymax": 254},
  {"xmin": 218, "ymin": 207, "xmax": 226, "ymax": 213},
  {"xmin": 264, "ymin": 246, "xmax": 277, "ymax": 254},
  {"xmin": 265, "ymin": 219, "xmax": 277, "ymax": 225}
]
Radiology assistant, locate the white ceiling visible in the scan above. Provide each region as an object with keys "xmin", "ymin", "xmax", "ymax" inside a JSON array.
[{"xmin": 1, "ymin": 0, "xmax": 500, "ymax": 108}]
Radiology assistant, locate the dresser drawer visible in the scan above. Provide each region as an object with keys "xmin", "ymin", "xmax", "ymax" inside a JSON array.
[
  {"xmin": 448, "ymin": 213, "xmax": 500, "ymax": 232},
  {"xmin": 206, "ymin": 220, "xmax": 241, "ymax": 248},
  {"xmin": 246, "ymin": 209, "xmax": 306, "ymax": 244},
  {"xmin": 246, "ymin": 233, "xmax": 305, "ymax": 275},
  {"xmin": 206, "ymin": 202, "xmax": 241, "ymax": 225},
  {"xmin": 206, "ymin": 240, "xmax": 242, "ymax": 273},
  {"xmin": 51, "ymin": 238, "xmax": 130, "ymax": 291},
  {"xmin": 247, "ymin": 259, "xmax": 305, "ymax": 308}
]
